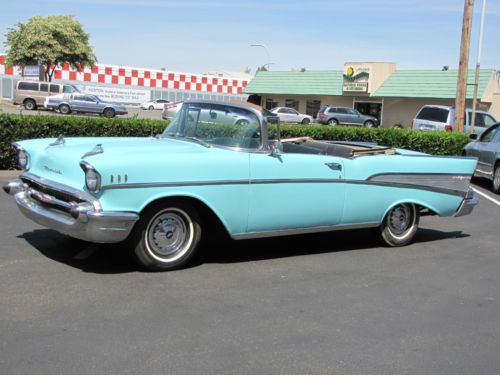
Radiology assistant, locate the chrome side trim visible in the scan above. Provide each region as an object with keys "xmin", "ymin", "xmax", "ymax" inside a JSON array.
[
  {"xmin": 231, "ymin": 222, "xmax": 380, "ymax": 240},
  {"xmin": 102, "ymin": 177, "xmax": 467, "ymax": 197}
]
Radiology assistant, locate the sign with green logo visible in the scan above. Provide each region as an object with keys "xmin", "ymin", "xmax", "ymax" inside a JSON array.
[{"xmin": 343, "ymin": 65, "xmax": 369, "ymax": 93}]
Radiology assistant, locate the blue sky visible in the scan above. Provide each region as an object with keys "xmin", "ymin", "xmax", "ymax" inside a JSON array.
[{"xmin": 1, "ymin": 0, "xmax": 499, "ymax": 74}]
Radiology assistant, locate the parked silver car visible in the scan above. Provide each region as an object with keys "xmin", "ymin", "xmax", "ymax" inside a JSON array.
[
  {"xmin": 463, "ymin": 122, "xmax": 500, "ymax": 193},
  {"xmin": 270, "ymin": 107, "xmax": 313, "ymax": 124},
  {"xmin": 412, "ymin": 105, "xmax": 496, "ymax": 133},
  {"xmin": 161, "ymin": 101, "xmax": 183, "ymax": 120},
  {"xmin": 140, "ymin": 99, "xmax": 170, "ymax": 110},
  {"xmin": 44, "ymin": 94, "xmax": 128, "ymax": 118},
  {"xmin": 316, "ymin": 106, "xmax": 378, "ymax": 127}
]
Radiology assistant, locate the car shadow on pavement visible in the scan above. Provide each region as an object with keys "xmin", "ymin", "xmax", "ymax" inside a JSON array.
[
  {"xmin": 18, "ymin": 227, "xmax": 469, "ymax": 273},
  {"xmin": 193, "ymin": 227, "xmax": 469, "ymax": 266}
]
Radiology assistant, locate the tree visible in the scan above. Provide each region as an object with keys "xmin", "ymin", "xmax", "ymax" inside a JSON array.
[{"xmin": 5, "ymin": 15, "xmax": 96, "ymax": 81}]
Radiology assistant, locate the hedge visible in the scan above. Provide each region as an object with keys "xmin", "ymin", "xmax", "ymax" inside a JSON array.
[{"xmin": 0, "ymin": 113, "xmax": 471, "ymax": 170}]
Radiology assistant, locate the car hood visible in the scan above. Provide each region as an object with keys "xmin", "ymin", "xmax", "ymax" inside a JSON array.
[{"xmin": 18, "ymin": 136, "xmax": 214, "ymax": 189}]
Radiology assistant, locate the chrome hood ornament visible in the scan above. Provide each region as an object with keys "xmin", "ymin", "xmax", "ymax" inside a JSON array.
[
  {"xmin": 48, "ymin": 135, "xmax": 65, "ymax": 147},
  {"xmin": 82, "ymin": 144, "xmax": 104, "ymax": 159}
]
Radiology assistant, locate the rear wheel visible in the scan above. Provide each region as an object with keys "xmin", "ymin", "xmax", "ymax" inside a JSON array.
[
  {"xmin": 380, "ymin": 203, "xmax": 419, "ymax": 246},
  {"xmin": 327, "ymin": 118, "xmax": 338, "ymax": 126},
  {"xmin": 493, "ymin": 164, "xmax": 500, "ymax": 194},
  {"xmin": 149, "ymin": 105, "xmax": 154, "ymax": 110},
  {"xmin": 24, "ymin": 99, "xmax": 37, "ymax": 110},
  {"xmin": 129, "ymin": 201, "xmax": 202, "ymax": 271},
  {"xmin": 59, "ymin": 104, "xmax": 71, "ymax": 115},
  {"xmin": 103, "ymin": 108, "xmax": 115, "ymax": 118}
]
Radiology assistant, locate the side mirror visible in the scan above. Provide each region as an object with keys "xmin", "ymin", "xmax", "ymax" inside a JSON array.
[
  {"xmin": 268, "ymin": 141, "xmax": 282, "ymax": 157},
  {"xmin": 469, "ymin": 133, "xmax": 478, "ymax": 140}
]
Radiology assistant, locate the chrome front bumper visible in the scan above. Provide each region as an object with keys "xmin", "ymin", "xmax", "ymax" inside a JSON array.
[
  {"xmin": 455, "ymin": 187, "xmax": 479, "ymax": 217},
  {"xmin": 3, "ymin": 178, "xmax": 139, "ymax": 243}
]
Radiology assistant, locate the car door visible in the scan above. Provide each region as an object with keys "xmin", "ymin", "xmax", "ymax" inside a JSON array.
[
  {"xmin": 247, "ymin": 152, "xmax": 345, "ymax": 233},
  {"xmin": 288, "ymin": 108, "xmax": 302, "ymax": 123},
  {"xmin": 277, "ymin": 108, "xmax": 293, "ymax": 123},
  {"xmin": 474, "ymin": 125, "xmax": 500, "ymax": 176},
  {"xmin": 70, "ymin": 94, "xmax": 87, "ymax": 111},
  {"xmin": 346, "ymin": 108, "xmax": 362, "ymax": 125}
]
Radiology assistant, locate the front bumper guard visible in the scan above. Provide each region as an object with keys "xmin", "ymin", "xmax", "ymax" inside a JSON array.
[
  {"xmin": 4, "ymin": 179, "xmax": 138, "ymax": 243},
  {"xmin": 455, "ymin": 187, "xmax": 479, "ymax": 217}
]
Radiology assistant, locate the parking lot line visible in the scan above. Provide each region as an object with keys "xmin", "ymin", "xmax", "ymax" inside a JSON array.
[{"xmin": 472, "ymin": 187, "xmax": 500, "ymax": 207}]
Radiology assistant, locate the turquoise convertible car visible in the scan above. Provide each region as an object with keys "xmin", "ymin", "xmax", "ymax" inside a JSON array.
[{"xmin": 4, "ymin": 101, "xmax": 478, "ymax": 271}]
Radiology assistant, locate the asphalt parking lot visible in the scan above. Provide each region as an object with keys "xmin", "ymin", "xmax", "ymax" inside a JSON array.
[{"xmin": 1, "ymin": 178, "xmax": 500, "ymax": 375}]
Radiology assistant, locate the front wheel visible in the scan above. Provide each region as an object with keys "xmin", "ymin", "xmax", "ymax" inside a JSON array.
[
  {"xmin": 364, "ymin": 120, "xmax": 375, "ymax": 128},
  {"xmin": 129, "ymin": 202, "xmax": 202, "ymax": 271},
  {"xmin": 103, "ymin": 108, "xmax": 115, "ymax": 118},
  {"xmin": 59, "ymin": 104, "xmax": 71, "ymax": 115},
  {"xmin": 380, "ymin": 203, "xmax": 419, "ymax": 247},
  {"xmin": 149, "ymin": 105, "xmax": 154, "ymax": 110},
  {"xmin": 301, "ymin": 118, "xmax": 311, "ymax": 124}
]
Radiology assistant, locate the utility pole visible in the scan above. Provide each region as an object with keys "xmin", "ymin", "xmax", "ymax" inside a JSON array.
[
  {"xmin": 470, "ymin": 0, "xmax": 487, "ymax": 134},
  {"xmin": 454, "ymin": 0, "xmax": 474, "ymax": 133}
]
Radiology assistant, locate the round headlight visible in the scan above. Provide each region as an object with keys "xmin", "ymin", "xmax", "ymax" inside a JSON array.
[
  {"xmin": 85, "ymin": 169, "xmax": 101, "ymax": 193},
  {"xmin": 18, "ymin": 149, "xmax": 28, "ymax": 170}
]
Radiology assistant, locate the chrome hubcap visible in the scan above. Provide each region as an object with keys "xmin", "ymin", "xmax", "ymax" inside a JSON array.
[
  {"xmin": 388, "ymin": 205, "xmax": 412, "ymax": 235},
  {"xmin": 147, "ymin": 211, "xmax": 189, "ymax": 258}
]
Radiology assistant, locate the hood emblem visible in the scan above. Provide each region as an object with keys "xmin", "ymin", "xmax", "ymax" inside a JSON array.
[
  {"xmin": 48, "ymin": 135, "xmax": 65, "ymax": 147},
  {"xmin": 43, "ymin": 165, "xmax": 62, "ymax": 175},
  {"xmin": 82, "ymin": 144, "xmax": 104, "ymax": 159}
]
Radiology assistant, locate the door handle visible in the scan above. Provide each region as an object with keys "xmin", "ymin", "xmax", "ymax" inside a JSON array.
[{"xmin": 325, "ymin": 162, "xmax": 342, "ymax": 171}]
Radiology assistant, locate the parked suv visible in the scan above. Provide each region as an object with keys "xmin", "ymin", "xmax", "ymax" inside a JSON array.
[
  {"xmin": 316, "ymin": 106, "xmax": 378, "ymax": 127},
  {"xmin": 412, "ymin": 105, "xmax": 496, "ymax": 134},
  {"xmin": 13, "ymin": 81, "xmax": 77, "ymax": 110}
]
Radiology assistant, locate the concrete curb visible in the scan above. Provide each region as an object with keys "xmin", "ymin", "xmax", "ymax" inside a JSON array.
[{"xmin": 0, "ymin": 170, "xmax": 21, "ymax": 179}]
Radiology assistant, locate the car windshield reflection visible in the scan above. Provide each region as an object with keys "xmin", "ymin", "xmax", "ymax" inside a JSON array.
[{"xmin": 162, "ymin": 103, "xmax": 262, "ymax": 149}]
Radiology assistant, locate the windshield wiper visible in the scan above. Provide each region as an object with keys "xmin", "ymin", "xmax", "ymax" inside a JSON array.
[{"xmin": 164, "ymin": 132, "xmax": 211, "ymax": 148}]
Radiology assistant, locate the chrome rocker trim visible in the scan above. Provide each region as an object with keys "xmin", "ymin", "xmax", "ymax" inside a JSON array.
[
  {"xmin": 454, "ymin": 187, "xmax": 479, "ymax": 217},
  {"xmin": 3, "ymin": 178, "xmax": 139, "ymax": 243}
]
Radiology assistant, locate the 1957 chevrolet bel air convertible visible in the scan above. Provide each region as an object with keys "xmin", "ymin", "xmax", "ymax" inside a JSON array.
[{"xmin": 3, "ymin": 101, "xmax": 479, "ymax": 271}]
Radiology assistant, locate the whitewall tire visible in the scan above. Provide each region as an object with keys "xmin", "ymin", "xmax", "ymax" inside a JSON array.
[{"xmin": 380, "ymin": 203, "xmax": 419, "ymax": 247}]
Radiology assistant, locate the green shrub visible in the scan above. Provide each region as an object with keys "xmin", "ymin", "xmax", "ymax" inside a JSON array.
[{"xmin": 0, "ymin": 113, "xmax": 471, "ymax": 170}]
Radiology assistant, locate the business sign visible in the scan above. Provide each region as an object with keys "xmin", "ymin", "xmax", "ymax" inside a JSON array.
[
  {"xmin": 22, "ymin": 65, "xmax": 40, "ymax": 81},
  {"xmin": 81, "ymin": 85, "xmax": 150, "ymax": 104},
  {"xmin": 343, "ymin": 65, "xmax": 369, "ymax": 93}
]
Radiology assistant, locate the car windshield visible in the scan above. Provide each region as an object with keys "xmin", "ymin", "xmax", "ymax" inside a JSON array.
[{"xmin": 162, "ymin": 103, "xmax": 262, "ymax": 149}]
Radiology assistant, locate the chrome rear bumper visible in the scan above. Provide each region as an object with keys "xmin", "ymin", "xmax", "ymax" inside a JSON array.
[
  {"xmin": 455, "ymin": 187, "xmax": 479, "ymax": 217},
  {"xmin": 3, "ymin": 177, "xmax": 138, "ymax": 243}
]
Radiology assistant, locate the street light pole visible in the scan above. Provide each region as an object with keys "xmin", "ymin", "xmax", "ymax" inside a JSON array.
[
  {"xmin": 470, "ymin": 0, "xmax": 487, "ymax": 134},
  {"xmin": 250, "ymin": 44, "xmax": 271, "ymax": 71}
]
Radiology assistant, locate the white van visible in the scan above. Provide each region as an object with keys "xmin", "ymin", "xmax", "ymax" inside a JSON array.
[{"xmin": 412, "ymin": 105, "xmax": 496, "ymax": 134}]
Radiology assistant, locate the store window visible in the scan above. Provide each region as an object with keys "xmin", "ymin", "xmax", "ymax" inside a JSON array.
[
  {"xmin": 265, "ymin": 98, "xmax": 279, "ymax": 110},
  {"xmin": 306, "ymin": 100, "xmax": 321, "ymax": 117},
  {"xmin": 285, "ymin": 99, "xmax": 299, "ymax": 110}
]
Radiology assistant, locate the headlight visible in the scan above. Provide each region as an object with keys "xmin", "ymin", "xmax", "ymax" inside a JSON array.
[
  {"xmin": 18, "ymin": 149, "xmax": 28, "ymax": 169},
  {"xmin": 80, "ymin": 161, "xmax": 101, "ymax": 193},
  {"xmin": 13, "ymin": 144, "xmax": 29, "ymax": 170}
]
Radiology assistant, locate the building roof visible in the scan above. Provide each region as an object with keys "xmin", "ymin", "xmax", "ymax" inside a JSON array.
[
  {"xmin": 243, "ymin": 68, "xmax": 497, "ymax": 100},
  {"xmin": 243, "ymin": 70, "xmax": 343, "ymax": 96},
  {"xmin": 372, "ymin": 69, "xmax": 494, "ymax": 99}
]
